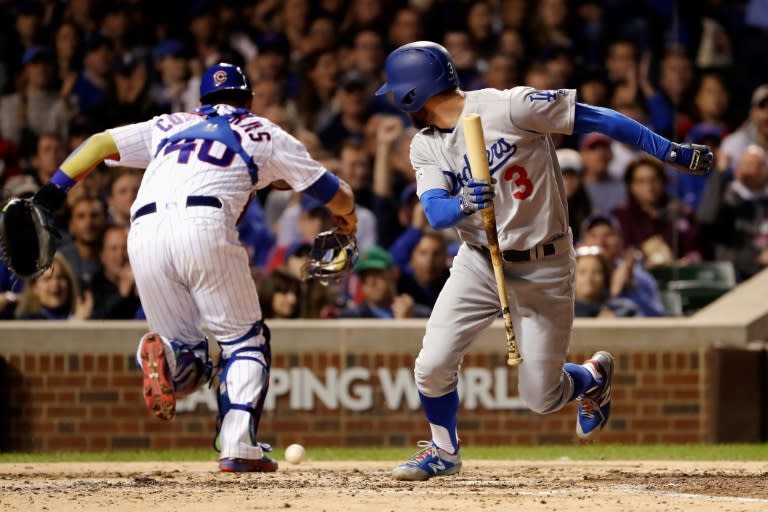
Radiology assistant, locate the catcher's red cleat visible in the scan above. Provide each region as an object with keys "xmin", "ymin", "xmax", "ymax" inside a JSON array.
[{"xmin": 139, "ymin": 332, "xmax": 175, "ymax": 420}]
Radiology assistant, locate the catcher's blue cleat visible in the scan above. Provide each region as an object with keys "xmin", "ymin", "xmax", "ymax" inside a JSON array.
[
  {"xmin": 219, "ymin": 456, "xmax": 278, "ymax": 473},
  {"xmin": 576, "ymin": 351, "xmax": 614, "ymax": 438},
  {"xmin": 391, "ymin": 441, "xmax": 462, "ymax": 481}
]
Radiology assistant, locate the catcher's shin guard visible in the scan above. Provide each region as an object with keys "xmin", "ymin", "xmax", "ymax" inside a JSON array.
[{"xmin": 214, "ymin": 322, "xmax": 272, "ymax": 461}]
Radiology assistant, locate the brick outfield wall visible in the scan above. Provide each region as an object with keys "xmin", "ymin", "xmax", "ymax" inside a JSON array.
[{"xmin": 0, "ymin": 347, "xmax": 709, "ymax": 453}]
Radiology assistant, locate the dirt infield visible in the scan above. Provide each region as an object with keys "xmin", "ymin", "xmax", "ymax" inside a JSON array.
[{"xmin": 1, "ymin": 460, "xmax": 767, "ymax": 511}]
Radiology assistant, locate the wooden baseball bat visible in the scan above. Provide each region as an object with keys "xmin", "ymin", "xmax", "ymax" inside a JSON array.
[{"xmin": 462, "ymin": 113, "xmax": 523, "ymax": 366}]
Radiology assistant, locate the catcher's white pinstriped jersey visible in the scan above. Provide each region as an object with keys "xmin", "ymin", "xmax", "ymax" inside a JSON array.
[
  {"xmin": 109, "ymin": 104, "xmax": 326, "ymax": 227},
  {"xmin": 109, "ymin": 105, "xmax": 330, "ymax": 462},
  {"xmin": 411, "ymin": 87, "xmax": 576, "ymax": 250}
]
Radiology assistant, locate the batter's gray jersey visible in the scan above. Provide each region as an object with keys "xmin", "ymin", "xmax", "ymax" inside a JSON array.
[{"xmin": 411, "ymin": 87, "xmax": 576, "ymax": 250}]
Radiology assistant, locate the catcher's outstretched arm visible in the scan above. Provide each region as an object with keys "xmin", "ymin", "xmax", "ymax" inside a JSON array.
[{"xmin": 50, "ymin": 132, "xmax": 120, "ymax": 191}]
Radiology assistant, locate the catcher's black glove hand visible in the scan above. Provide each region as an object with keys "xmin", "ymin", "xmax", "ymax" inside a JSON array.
[
  {"xmin": 666, "ymin": 143, "xmax": 713, "ymax": 176},
  {"xmin": 0, "ymin": 197, "xmax": 58, "ymax": 278},
  {"xmin": 301, "ymin": 229, "xmax": 359, "ymax": 286}
]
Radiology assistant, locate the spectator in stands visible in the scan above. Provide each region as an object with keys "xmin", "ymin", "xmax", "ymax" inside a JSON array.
[
  {"xmin": 580, "ymin": 214, "xmax": 666, "ymax": 317},
  {"xmin": 0, "ymin": 47, "xmax": 73, "ymax": 153},
  {"xmin": 466, "ymin": 0, "xmax": 497, "ymax": 58},
  {"xmin": 28, "ymin": 132, "xmax": 65, "ymax": 186},
  {"xmin": 106, "ymin": 168, "xmax": 140, "ymax": 228},
  {"xmin": 677, "ymin": 123, "xmax": 726, "ymax": 211},
  {"xmin": 692, "ymin": 74, "xmax": 730, "ymax": 131},
  {"xmin": 304, "ymin": 16, "xmax": 337, "ymax": 55},
  {"xmin": 579, "ymin": 132, "xmax": 626, "ymax": 214},
  {"xmin": 721, "ymin": 84, "xmax": 768, "ymax": 168},
  {"xmin": 295, "ymin": 49, "xmax": 339, "ymax": 132},
  {"xmin": 89, "ymin": 225, "xmax": 140, "ymax": 319},
  {"xmin": 388, "ymin": 7, "xmax": 423, "ymax": 49},
  {"xmin": 639, "ymin": 48, "xmax": 694, "ymax": 138},
  {"xmin": 330, "ymin": 139, "xmax": 378, "ymax": 250},
  {"xmin": 393, "ymin": 231, "xmax": 450, "ymax": 311},
  {"xmin": 442, "ymin": 30, "xmax": 480, "ymax": 88},
  {"xmin": 339, "ymin": 246, "xmax": 430, "ymax": 319},
  {"xmin": 573, "ymin": 245, "xmax": 642, "ymax": 318},
  {"xmin": 15, "ymin": 253, "xmax": 92, "ymax": 320},
  {"xmin": 556, "ymin": 148, "xmax": 592, "ymax": 243},
  {"xmin": 318, "ymin": 70, "xmax": 371, "ymax": 153},
  {"xmin": 697, "ymin": 144, "xmax": 768, "ymax": 282},
  {"xmin": 612, "ymin": 156, "xmax": 702, "ymax": 267},
  {"xmin": 148, "ymin": 40, "xmax": 189, "ymax": 114},
  {"xmin": 0, "ymin": 259, "xmax": 22, "ymax": 320},
  {"xmin": 258, "ymin": 270, "xmax": 301, "ymax": 319},
  {"xmin": 58, "ymin": 195, "xmax": 106, "ymax": 288},
  {"xmin": 52, "ymin": 21, "xmax": 82, "ymax": 92},
  {"xmin": 270, "ymin": 195, "xmax": 334, "ymax": 272},
  {"xmin": 71, "ymin": 34, "xmax": 114, "ymax": 119},
  {"xmin": 348, "ymin": 29, "xmax": 386, "ymax": 80}
]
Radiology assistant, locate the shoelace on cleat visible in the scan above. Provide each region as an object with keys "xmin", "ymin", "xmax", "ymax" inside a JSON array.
[
  {"xmin": 405, "ymin": 441, "xmax": 437, "ymax": 467},
  {"xmin": 579, "ymin": 397, "xmax": 597, "ymax": 419}
]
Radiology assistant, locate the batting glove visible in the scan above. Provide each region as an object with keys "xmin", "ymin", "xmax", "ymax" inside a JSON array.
[
  {"xmin": 666, "ymin": 143, "xmax": 713, "ymax": 176},
  {"xmin": 459, "ymin": 178, "xmax": 495, "ymax": 215}
]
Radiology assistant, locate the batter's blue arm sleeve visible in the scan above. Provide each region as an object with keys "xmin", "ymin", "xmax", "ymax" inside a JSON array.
[
  {"xmin": 303, "ymin": 172, "xmax": 340, "ymax": 204},
  {"xmin": 421, "ymin": 189, "xmax": 465, "ymax": 229},
  {"xmin": 574, "ymin": 103, "xmax": 674, "ymax": 162}
]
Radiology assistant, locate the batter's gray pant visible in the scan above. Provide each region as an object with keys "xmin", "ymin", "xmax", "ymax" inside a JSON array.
[{"xmin": 415, "ymin": 233, "xmax": 576, "ymax": 414}]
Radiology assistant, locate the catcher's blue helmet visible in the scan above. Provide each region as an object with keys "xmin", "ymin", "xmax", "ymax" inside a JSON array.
[
  {"xmin": 199, "ymin": 62, "xmax": 251, "ymax": 101},
  {"xmin": 375, "ymin": 41, "xmax": 460, "ymax": 112}
]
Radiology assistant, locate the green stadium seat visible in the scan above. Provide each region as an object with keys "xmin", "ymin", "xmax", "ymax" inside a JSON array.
[
  {"xmin": 649, "ymin": 262, "xmax": 737, "ymax": 291},
  {"xmin": 665, "ymin": 280, "xmax": 732, "ymax": 316}
]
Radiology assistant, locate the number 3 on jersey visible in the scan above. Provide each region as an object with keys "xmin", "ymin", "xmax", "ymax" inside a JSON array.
[{"xmin": 503, "ymin": 165, "xmax": 533, "ymax": 199}]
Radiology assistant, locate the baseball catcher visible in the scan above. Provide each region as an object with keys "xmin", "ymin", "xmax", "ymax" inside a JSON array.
[{"xmin": 0, "ymin": 184, "xmax": 66, "ymax": 279}]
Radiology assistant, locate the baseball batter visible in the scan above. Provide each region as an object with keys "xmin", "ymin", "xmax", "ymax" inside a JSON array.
[
  {"xmin": 31, "ymin": 63, "xmax": 357, "ymax": 472},
  {"xmin": 375, "ymin": 42, "xmax": 713, "ymax": 481}
]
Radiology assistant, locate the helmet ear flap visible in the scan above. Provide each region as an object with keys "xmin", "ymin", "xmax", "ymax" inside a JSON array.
[{"xmin": 402, "ymin": 90, "xmax": 417, "ymax": 108}]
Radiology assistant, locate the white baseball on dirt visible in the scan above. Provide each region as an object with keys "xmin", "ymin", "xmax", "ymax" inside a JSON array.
[{"xmin": 285, "ymin": 443, "xmax": 306, "ymax": 464}]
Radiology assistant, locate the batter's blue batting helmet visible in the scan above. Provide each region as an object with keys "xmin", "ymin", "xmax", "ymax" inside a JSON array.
[
  {"xmin": 199, "ymin": 62, "xmax": 251, "ymax": 101},
  {"xmin": 375, "ymin": 41, "xmax": 460, "ymax": 112}
]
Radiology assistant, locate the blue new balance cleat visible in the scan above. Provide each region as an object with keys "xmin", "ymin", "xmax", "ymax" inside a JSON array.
[
  {"xmin": 576, "ymin": 351, "xmax": 614, "ymax": 438},
  {"xmin": 391, "ymin": 441, "xmax": 462, "ymax": 481}
]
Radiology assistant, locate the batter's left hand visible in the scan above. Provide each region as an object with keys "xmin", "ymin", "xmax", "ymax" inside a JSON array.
[
  {"xmin": 459, "ymin": 178, "xmax": 495, "ymax": 215},
  {"xmin": 667, "ymin": 143, "xmax": 713, "ymax": 176}
]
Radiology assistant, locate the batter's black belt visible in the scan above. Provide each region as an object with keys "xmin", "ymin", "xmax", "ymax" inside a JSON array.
[
  {"xmin": 131, "ymin": 195, "xmax": 223, "ymax": 222},
  {"xmin": 471, "ymin": 236, "xmax": 569, "ymax": 263}
]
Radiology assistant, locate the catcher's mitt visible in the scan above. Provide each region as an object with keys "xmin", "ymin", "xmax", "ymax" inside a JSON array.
[
  {"xmin": 301, "ymin": 229, "xmax": 359, "ymax": 286},
  {"xmin": 0, "ymin": 198, "xmax": 57, "ymax": 279}
]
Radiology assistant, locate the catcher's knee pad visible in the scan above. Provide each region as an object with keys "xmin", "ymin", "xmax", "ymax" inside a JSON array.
[
  {"xmin": 135, "ymin": 335, "xmax": 212, "ymax": 398},
  {"xmin": 171, "ymin": 338, "xmax": 213, "ymax": 398}
]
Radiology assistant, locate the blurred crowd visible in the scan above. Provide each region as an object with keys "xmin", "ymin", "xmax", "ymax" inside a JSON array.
[{"xmin": 1, "ymin": 0, "xmax": 768, "ymax": 321}]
